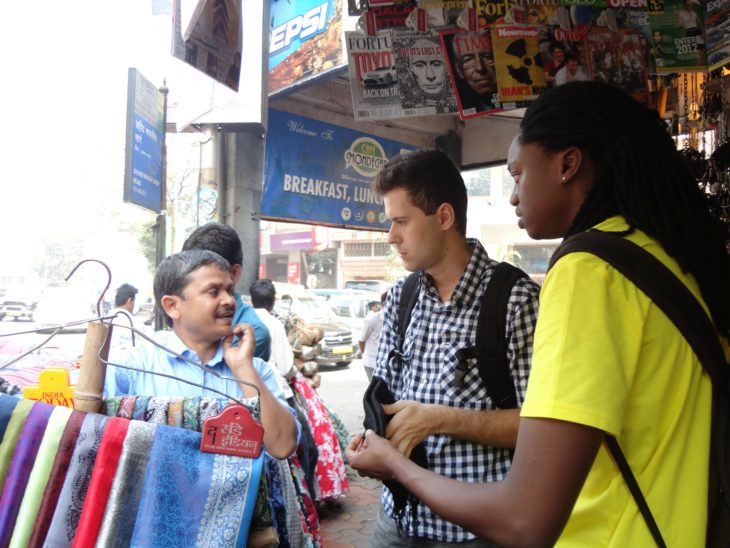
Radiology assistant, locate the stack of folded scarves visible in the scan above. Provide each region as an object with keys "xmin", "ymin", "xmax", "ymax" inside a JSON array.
[{"xmin": 0, "ymin": 394, "xmax": 264, "ymax": 547}]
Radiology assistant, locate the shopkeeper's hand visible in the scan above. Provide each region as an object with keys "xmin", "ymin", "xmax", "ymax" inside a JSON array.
[{"xmin": 223, "ymin": 323, "xmax": 255, "ymax": 376}]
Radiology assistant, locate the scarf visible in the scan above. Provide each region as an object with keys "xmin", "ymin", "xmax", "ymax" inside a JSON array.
[
  {"xmin": 28, "ymin": 410, "xmax": 87, "ymax": 548},
  {"xmin": 0, "ymin": 398, "xmax": 34, "ymax": 491},
  {"xmin": 72, "ymin": 417, "xmax": 130, "ymax": 547},
  {"xmin": 0, "ymin": 401, "xmax": 54, "ymax": 544},
  {"xmin": 44, "ymin": 413, "xmax": 108, "ymax": 547},
  {"xmin": 95, "ymin": 420, "xmax": 156, "ymax": 548},
  {"xmin": 0, "ymin": 394, "xmax": 19, "ymax": 442},
  {"xmin": 130, "ymin": 424, "xmax": 263, "ymax": 547},
  {"xmin": 8, "ymin": 405, "xmax": 71, "ymax": 548}
]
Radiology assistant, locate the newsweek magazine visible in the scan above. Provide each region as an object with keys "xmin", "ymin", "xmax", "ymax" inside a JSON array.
[
  {"xmin": 440, "ymin": 27, "xmax": 502, "ymax": 120},
  {"xmin": 491, "ymin": 25, "xmax": 547, "ymax": 103},
  {"xmin": 345, "ymin": 31, "xmax": 404, "ymax": 120},
  {"xmin": 391, "ymin": 27, "xmax": 459, "ymax": 116}
]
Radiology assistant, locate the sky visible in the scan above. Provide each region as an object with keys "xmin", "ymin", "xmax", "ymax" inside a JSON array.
[{"xmin": 0, "ymin": 1, "xmax": 224, "ymax": 296}]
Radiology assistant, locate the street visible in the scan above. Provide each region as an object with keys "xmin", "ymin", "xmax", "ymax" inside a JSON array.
[{"xmin": 317, "ymin": 359, "xmax": 370, "ymax": 437}]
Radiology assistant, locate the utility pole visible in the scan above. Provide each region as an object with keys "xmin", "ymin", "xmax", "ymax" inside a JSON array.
[{"xmin": 154, "ymin": 80, "xmax": 169, "ymax": 332}]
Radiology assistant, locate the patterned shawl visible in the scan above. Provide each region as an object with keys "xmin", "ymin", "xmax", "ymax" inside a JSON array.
[
  {"xmin": 95, "ymin": 420, "xmax": 157, "ymax": 548},
  {"xmin": 44, "ymin": 413, "xmax": 108, "ymax": 547},
  {"xmin": 28, "ymin": 410, "xmax": 87, "ymax": 548},
  {"xmin": 130, "ymin": 424, "xmax": 263, "ymax": 547},
  {"xmin": 72, "ymin": 417, "xmax": 130, "ymax": 547}
]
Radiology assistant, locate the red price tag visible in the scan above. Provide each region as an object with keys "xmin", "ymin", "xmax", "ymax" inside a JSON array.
[{"xmin": 200, "ymin": 403, "xmax": 264, "ymax": 458}]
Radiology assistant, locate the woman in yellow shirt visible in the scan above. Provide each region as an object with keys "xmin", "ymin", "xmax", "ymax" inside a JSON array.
[{"xmin": 346, "ymin": 81, "xmax": 730, "ymax": 546}]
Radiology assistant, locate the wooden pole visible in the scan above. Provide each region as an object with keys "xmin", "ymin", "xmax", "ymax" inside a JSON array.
[{"xmin": 73, "ymin": 321, "xmax": 111, "ymax": 413}]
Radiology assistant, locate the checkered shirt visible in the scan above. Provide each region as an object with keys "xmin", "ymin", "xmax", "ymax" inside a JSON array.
[{"xmin": 373, "ymin": 239, "xmax": 541, "ymax": 542}]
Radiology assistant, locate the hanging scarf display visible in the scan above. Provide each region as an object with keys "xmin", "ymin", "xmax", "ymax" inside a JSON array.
[
  {"xmin": 28, "ymin": 409, "xmax": 87, "ymax": 548},
  {"xmin": 130, "ymin": 424, "xmax": 263, "ymax": 547},
  {"xmin": 95, "ymin": 421, "xmax": 156, "ymax": 547},
  {"xmin": 0, "ymin": 394, "xmax": 19, "ymax": 442},
  {"xmin": 0, "ymin": 401, "xmax": 54, "ymax": 544},
  {"xmin": 8, "ymin": 405, "xmax": 72, "ymax": 548},
  {"xmin": 291, "ymin": 374, "xmax": 349, "ymax": 500},
  {"xmin": 0, "ymin": 398, "xmax": 34, "ymax": 490},
  {"xmin": 44, "ymin": 413, "xmax": 109, "ymax": 547},
  {"xmin": 72, "ymin": 417, "xmax": 130, "ymax": 546}
]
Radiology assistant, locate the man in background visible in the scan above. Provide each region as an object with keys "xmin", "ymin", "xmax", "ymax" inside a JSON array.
[
  {"xmin": 358, "ymin": 292, "xmax": 386, "ymax": 381},
  {"xmin": 109, "ymin": 283, "xmax": 143, "ymax": 355},
  {"xmin": 182, "ymin": 222, "xmax": 272, "ymax": 361}
]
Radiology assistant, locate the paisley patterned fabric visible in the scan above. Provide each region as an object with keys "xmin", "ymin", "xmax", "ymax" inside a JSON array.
[
  {"xmin": 117, "ymin": 396, "xmax": 137, "ymax": 419},
  {"xmin": 72, "ymin": 417, "xmax": 130, "ymax": 547},
  {"xmin": 130, "ymin": 424, "xmax": 263, "ymax": 547},
  {"xmin": 0, "ymin": 401, "xmax": 54, "ymax": 544},
  {"xmin": 96, "ymin": 421, "xmax": 156, "ymax": 548},
  {"xmin": 167, "ymin": 397, "xmax": 183, "ymax": 427},
  {"xmin": 143, "ymin": 397, "xmax": 169, "ymax": 424},
  {"xmin": 44, "ymin": 413, "xmax": 108, "ymax": 547}
]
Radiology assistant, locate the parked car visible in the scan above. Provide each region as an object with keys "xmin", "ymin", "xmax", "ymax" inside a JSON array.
[
  {"xmin": 0, "ymin": 302, "xmax": 33, "ymax": 321},
  {"xmin": 344, "ymin": 280, "xmax": 390, "ymax": 293},
  {"xmin": 362, "ymin": 65, "xmax": 397, "ymax": 86},
  {"xmin": 328, "ymin": 291, "xmax": 382, "ymax": 339},
  {"xmin": 34, "ymin": 287, "xmax": 96, "ymax": 333},
  {"xmin": 275, "ymin": 294, "xmax": 359, "ymax": 367}
]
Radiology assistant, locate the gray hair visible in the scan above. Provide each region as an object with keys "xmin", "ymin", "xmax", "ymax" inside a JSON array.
[{"xmin": 154, "ymin": 249, "xmax": 231, "ymax": 327}]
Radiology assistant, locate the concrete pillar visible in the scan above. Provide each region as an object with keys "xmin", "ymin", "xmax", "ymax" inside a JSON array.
[{"xmin": 221, "ymin": 129, "xmax": 266, "ymax": 295}]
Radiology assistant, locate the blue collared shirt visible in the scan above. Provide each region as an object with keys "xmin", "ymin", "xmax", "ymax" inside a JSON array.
[
  {"xmin": 104, "ymin": 330, "xmax": 300, "ymax": 442},
  {"xmin": 235, "ymin": 293, "xmax": 272, "ymax": 362}
]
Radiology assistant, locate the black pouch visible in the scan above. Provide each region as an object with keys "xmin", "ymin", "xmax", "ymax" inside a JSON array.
[{"xmin": 362, "ymin": 376, "xmax": 428, "ymax": 535}]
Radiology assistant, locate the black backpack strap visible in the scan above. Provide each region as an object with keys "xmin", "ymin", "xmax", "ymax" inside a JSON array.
[
  {"xmin": 550, "ymin": 229, "xmax": 729, "ymax": 547},
  {"xmin": 397, "ymin": 272, "xmax": 421, "ymax": 351},
  {"xmin": 605, "ymin": 436, "xmax": 667, "ymax": 547},
  {"xmin": 475, "ymin": 262, "xmax": 528, "ymax": 409}
]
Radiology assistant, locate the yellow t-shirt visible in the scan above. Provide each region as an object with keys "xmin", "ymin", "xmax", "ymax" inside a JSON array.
[{"xmin": 522, "ymin": 216, "xmax": 712, "ymax": 546}]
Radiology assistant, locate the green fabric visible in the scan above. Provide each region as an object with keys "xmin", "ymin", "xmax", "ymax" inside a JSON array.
[
  {"xmin": 0, "ymin": 399, "xmax": 34, "ymax": 491},
  {"xmin": 9, "ymin": 405, "xmax": 72, "ymax": 548}
]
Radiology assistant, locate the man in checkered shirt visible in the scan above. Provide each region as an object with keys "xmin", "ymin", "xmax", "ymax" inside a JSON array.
[{"xmin": 354, "ymin": 149, "xmax": 540, "ymax": 546}]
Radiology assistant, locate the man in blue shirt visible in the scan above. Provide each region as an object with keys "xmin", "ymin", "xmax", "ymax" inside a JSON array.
[
  {"xmin": 106, "ymin": 249, "xmax": 298, "ymax": 459},
  {"xmin": 183, "ymin": 222, "xmax": 272, "ymax": 361}
]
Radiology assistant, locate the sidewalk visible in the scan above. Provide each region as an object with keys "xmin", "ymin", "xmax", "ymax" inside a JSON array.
[{"xmin": 319, "ymin": 466, "xmax": 381, "ymax": 547}]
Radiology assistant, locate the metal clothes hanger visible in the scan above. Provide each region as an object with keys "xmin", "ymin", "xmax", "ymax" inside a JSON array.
[
  {"xmin": 0, "ymin": 259, "xmax": 116, "ymax": 369},
  {"xmin": 98, "ymin": 321, "xmax": 262, "ymax": 411}
]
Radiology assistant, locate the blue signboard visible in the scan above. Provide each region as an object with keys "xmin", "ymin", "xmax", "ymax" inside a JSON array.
[
  {"xmin": 261, "ymin": 109, "xmax": 415, "ymax": 230},
  {"xmin": 123, "ymin": 68, "xmax": 164, "ymax": 213}
]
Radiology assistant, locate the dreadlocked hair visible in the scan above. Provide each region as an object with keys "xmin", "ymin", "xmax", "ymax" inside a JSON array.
[{"xmin": 520, "ymin": 81, "xmax": 730, "ymax": 340}]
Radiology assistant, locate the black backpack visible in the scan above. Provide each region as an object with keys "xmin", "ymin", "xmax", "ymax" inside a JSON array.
[
  {"xmin": 397, "ymin": 262, "xmax": 529, "ymax": 409},
  {"xmin": 549, "ymin": 230, "xmax": 730, "ymax": 548}
]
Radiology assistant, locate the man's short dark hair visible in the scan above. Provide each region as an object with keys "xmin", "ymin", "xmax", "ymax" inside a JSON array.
[
  {"xmin": 250, "ymin": 279, "xmax": 276, "ymax": 311},
  {"xmin": 115, "ymin": 283, "xmax": 138, "ymax": 307},
  {"xmin": 182, "ymin": 222, "xmax": 243, "ymax": 268},
  {"xmin": 154, "ymin": 250, "xmax": 231, "ymax": 327},
  {"xmin": 373, "ymin": 149, "xmax": 468, "ymax": 235}
]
